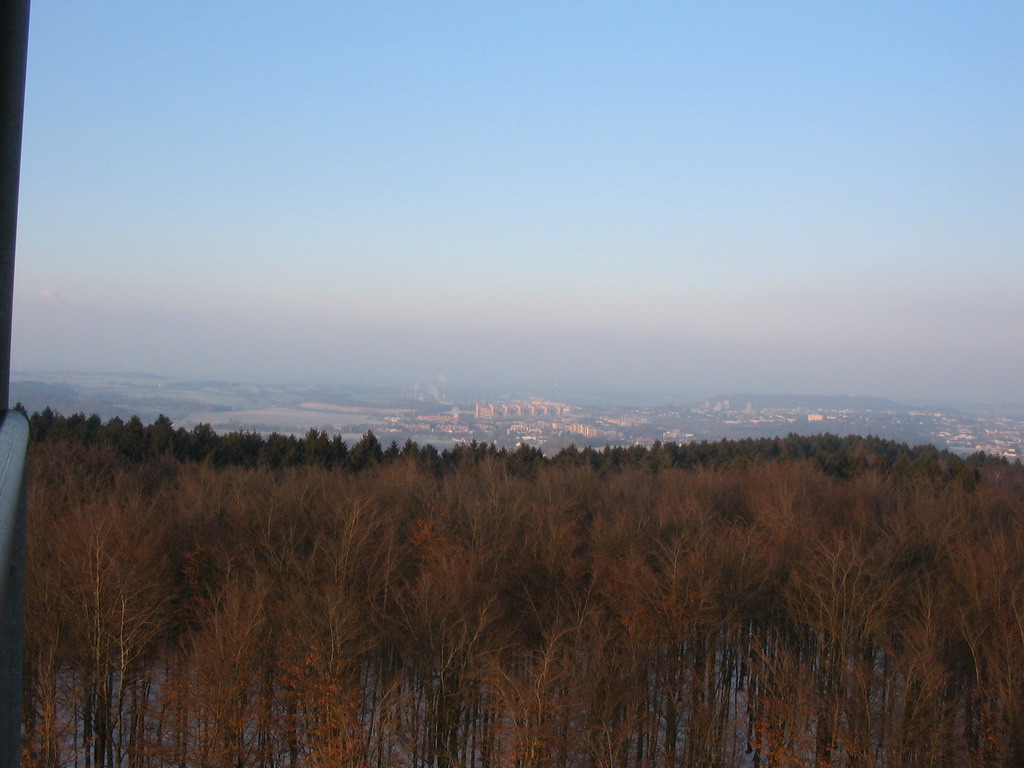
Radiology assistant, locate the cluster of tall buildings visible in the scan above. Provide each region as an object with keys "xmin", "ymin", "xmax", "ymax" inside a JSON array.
[{"xmin": 474, "ymin": 400, "xmax": 568, "ymax": 419}]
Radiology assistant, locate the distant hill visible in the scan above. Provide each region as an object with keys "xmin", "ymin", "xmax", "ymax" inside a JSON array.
[
  {"xmin": 10, "ymin": 379, "xmax": 215, "ymax": 423},
  {"xmin": 10, "ymin": 380, "xmax": 95, "ymax": 416}
]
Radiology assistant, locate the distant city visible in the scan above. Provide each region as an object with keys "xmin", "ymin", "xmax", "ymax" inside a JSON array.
[{"xmin": 11, "ymin": 372, "xmax": 1024, "ymax": 461}]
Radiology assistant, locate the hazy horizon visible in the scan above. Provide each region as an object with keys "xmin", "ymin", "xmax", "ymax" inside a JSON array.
[{"xmin": 12, "ymin": 2, "xmax": 1023, "ymax": 403}]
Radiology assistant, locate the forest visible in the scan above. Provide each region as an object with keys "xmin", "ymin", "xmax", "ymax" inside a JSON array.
[{"xmin": 20, "ymin": 410, "xmax": 1024, "ymax": 767}]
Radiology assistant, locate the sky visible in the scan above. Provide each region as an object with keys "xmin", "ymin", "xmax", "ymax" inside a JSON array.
[{"xmin": 11, "ymin": 1, "xmax": 1024, "ymax": 402}]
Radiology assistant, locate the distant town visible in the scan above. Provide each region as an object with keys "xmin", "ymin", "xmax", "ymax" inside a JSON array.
[
  {"xmin": 11, "ymin": 372, "xmax": 1024, "ymax": 461},
  {"xmin": 376, "ymin": 395, "xmax": 1023, "ymax": 460}
]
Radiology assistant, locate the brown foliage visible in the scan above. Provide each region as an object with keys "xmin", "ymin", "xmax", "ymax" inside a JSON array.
[{"xmin": 22, "ymin": 441, "xmax": 1024, "ymax": 767}]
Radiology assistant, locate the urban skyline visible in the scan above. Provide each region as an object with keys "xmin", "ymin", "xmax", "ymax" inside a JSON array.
[{"xmin": 11, "ymin": 370, "xmax": 1024, "ymax": 461}]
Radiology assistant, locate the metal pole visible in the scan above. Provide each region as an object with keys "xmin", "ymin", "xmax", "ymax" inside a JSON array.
[
  {"xmin": 0, "ymin": 413, "xmax": 27, "ymax": 768},
  {"xmin": 1, "ymin": 0, "xmax": 31, "ymax": 409},
  {"xmin": 0, "ymin": 2, "xmax": 30, "ymax": 765}
]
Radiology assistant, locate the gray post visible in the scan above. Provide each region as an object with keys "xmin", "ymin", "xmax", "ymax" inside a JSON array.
[
  {"xmin": 0, "ymin": 1, "xmax": 31, "ymax": 766},
  {"xmin": 0, "ymin": 413, "xmax": 27, "ymax": 768}
]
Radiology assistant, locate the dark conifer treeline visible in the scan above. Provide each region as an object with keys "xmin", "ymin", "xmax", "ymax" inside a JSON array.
[
  {"xmin": 20, "ymin": 406, "xmax": 1008, "ymax": 480},
  {"xmin": 21, "ymin": 409, "xmax": 1024, "ymax": 767}
]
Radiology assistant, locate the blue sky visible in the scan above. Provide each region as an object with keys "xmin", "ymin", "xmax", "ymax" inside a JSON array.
[{"xmin": 12, "ymin": 1, "xmax": 1024, "ymax": 401}]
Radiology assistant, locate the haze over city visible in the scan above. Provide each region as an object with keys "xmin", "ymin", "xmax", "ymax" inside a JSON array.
[{"xmin": 12, "ymin": 2, "xmax": 1023, "ymax": 403}]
